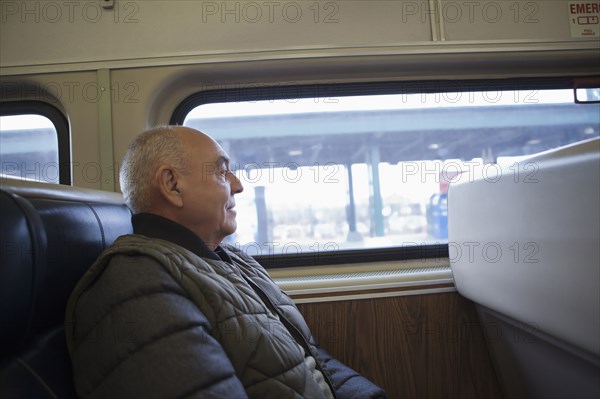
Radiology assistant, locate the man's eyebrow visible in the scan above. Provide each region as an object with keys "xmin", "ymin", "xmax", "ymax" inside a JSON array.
[{"xmin": 215, "ymin": 155, "xmax": 230, "ymax": 167}]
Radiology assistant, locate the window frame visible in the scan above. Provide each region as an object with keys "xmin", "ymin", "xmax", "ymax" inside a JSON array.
[
  {"xmin": 0, "ymin": 101, "xmax": 71, "ymax": 185},
  {"xmin": 171, "ymin": 76, "xmax": 596, "ymax": 268}
]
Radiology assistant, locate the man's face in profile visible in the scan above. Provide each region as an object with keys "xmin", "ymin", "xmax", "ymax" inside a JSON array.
[{"xmin": 177, "ymin": 129, "xmax": 244, "ymax": 247}]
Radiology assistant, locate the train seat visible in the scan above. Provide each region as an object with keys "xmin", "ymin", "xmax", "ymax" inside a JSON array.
[
  {"xmin": 448, "ymin": 137, "xmax": 600, "ymax": 399},
  {"xmin": 0, "ymin": 179, "xmax": 132, "ymax": 399}
]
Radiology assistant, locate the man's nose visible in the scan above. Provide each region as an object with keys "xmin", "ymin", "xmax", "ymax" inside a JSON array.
[{"xmin": 229, "ymin": 171, "xmax": 244, "ymax": 194}]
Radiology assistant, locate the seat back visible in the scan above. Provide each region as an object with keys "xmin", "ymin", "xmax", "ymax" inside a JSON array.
[
  {"xmin": 448, "ymin": 138, "xmax": 600, "ymax": 399},
  {"xmin": 0, "ymin": 180, "xmax": 132, "ymax": 398}
]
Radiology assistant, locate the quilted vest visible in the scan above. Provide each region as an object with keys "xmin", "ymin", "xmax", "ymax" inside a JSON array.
[{"xmin": 66, "ymin": 234, "xmax": 335, "ymax": 399}]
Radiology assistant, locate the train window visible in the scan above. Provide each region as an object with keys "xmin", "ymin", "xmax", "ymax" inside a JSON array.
[
  {"xmin": 0, "ymin": 114, "xmax": 59, "ymax": 183},
  {"xmin": 176, "ymin": 82, "xmax": 600, "ymax": 260},
  {"xmin": 0, "ymin": 102, "xmax": 70, "ymax": 184}
]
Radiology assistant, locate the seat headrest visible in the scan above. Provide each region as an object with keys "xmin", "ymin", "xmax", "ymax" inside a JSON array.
[
  {"xmin": 0, "ymin": 191, "xmax": 47, "ymax": 356},
  {"xmin": 0, "ymin": 183, "xmax": 133, "ymax": 356}
]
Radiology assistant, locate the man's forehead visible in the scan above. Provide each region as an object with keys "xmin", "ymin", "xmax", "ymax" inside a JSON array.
[
  {"xmin": 187, "ymin": 145, "xmax": 231, "ymax": 169},
  {"xmin": 182, "ymin": 131, "xmax": 227, "ymax": 157}
]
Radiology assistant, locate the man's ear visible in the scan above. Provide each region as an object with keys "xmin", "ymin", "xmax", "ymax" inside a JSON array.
[{"xmin": 155, "ymin": 165, "xmax": 183, "ymax": 208}]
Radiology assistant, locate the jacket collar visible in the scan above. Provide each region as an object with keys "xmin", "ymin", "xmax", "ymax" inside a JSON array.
[{"xmin": 131, "ymin": 213, "xmax": 231, "ymax": 263}]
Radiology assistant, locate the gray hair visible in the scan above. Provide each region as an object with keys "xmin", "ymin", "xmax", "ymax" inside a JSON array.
[{"xmin": 119, "ymin": 125, "xmax": 187, "ymax": 213}]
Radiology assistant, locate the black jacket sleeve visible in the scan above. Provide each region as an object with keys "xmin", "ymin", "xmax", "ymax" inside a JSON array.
[{"xmin": 318, "ymin": 347, "xmax": 387, "ymax": 399}]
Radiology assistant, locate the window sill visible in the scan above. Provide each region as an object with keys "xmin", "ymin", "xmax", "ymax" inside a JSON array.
[{"xmin": 271, "ymin": 258, "xmax": 455, "ymax": 303}]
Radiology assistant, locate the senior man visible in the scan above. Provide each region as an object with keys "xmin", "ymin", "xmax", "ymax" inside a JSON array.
[{"xmin": 65, "ymin": 126, "xmax": 386, "ymax": 399}]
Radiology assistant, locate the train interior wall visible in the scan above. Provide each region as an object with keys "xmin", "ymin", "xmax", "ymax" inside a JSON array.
[{"xmin": 1, "ymin": 2, "xmax": 599, "ymax": 398}]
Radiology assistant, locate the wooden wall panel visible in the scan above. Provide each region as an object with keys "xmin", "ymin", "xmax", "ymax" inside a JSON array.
[{"xmin": 297, "ymin": 292, "xmax": 503, "ymax": 399}]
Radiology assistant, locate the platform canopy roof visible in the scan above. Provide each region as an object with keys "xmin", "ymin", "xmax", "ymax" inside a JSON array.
[{"xmin": 185, "ymin": 103, "xmax": 599, "ymax": 167}]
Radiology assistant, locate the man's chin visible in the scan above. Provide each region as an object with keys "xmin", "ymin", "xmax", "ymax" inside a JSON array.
[{"xmin": 223, "ymin": 224, "xmax": 237, "ymax": 238}]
